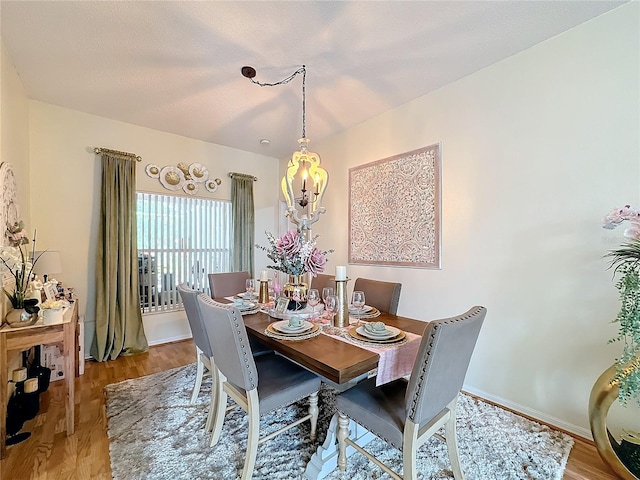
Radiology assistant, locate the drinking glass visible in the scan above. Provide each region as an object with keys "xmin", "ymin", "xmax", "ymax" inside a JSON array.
[
  {"xmin": 324, "ymin": 294, "xmax": 338, "ymax": 326},
  {"xmin": 351, "ymin": 290, "xmax": 366, "ymax": 325},
  {"xmin": 322, "ymin": 287, "xmax": 334, "ymax": 317},
  {"xmin": 307, "ymin": 289, "xmax": 320, "ymax": 319},
  {"xmin": 272, "ymin": 276, "xmax": 281, "ymax": 299},
  {"xmin": 245, "ymin": 278, "xmax": 256, "ymax": 299}
]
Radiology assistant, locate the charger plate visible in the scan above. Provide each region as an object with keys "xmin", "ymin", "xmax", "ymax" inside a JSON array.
[
  {"xmin": 265, "ymin": 322, "xmax": 321, "ymax": 341},
  {"xmin": 347, "ymin": 326, "xmax": 405, "ymax": 344},
  {"xmin": 348, "ymin": 304, "xmax": 373, "ymax": 315},
  {"xmin": 350, "ymin": 306, "xmax": 381, "ymax": 319}
]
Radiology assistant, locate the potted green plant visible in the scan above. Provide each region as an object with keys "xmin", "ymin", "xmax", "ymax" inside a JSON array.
[
  {"xmin": 602, "ymin": 205, "xmax": 640, "ymax": 404},
  {"xmin": 588, "ymin": 205, "xmax": 640, "ymax": 479}
]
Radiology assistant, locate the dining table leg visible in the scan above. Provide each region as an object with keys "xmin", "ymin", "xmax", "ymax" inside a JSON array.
[{"xmin": 304, "ymin": 413, "xmax": 375, "ymax": 480}]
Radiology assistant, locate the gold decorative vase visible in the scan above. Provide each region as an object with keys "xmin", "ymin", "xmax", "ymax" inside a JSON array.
[
  {"xmin": 5, "ymin": 308, "xmax": 38, "ymax": 328},
  {"xmin": 589, "ymin": 358, "xmax": 640, "ymax": 480},
  {"xmin": 283, "ymin": 275, "xmax": 308, "ymax": 310}
]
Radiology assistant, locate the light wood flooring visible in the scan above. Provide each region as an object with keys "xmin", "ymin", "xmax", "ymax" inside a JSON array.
[{"xmin": 0, "ymin": 340, "xmax": 621, "ymax": 480}]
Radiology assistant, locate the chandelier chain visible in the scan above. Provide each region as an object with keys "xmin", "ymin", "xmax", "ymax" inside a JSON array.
[{"xmin": 248, "ymin": 65, "xmax": 307, "ymax": 139}]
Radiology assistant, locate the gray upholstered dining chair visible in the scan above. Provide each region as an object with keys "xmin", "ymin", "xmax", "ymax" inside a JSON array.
[
  {"xmin": 311, "ymin": 273, "xmax": 335, "ymax": 292},
  {"xmin": 353, "ymin": 277, "xmax": 402, "ymax": 315},
  {"xmin": 177, "ymin": 284, "xmax": 220, "ymax": 434},
  {"xmin": 336, "ymin": 306, "xmax": 487, "ymax": 480},
  {"xmin": 208, "ymin": 271, "xmax": 251, "ymax": 299},
  {"xmin": 207, "ymin": 271, "xmax": 272, "ymax": 355},
  {"xmin": 196, "ymin": 293, "xmax": 321, "ymax": 479}
]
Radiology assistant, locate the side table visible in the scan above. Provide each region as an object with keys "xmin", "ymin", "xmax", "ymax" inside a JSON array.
[{"xmin": 0, "ymin": 300, "xmax": 78, "ymax": 458}]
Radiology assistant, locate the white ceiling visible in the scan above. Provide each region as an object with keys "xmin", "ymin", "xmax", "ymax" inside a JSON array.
[{"xmin": 0, "ymin": 1, "xmax": 626, "ymax": 159}]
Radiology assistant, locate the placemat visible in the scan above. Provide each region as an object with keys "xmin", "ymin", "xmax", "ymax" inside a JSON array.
[{"xmin": 263, "ymin": 322, "xmax": 322, "ymax": 341}]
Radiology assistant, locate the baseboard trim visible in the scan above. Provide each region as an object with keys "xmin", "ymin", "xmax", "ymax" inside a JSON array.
[
  {"xmin": 147, "ymin": 333, "xmax": 192, "ymax": 347},
  {"xmin": 463, "ymin": 385, "xmax": 593, "ymax": 441}
]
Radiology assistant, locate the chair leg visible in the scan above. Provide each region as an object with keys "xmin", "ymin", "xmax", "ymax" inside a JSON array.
[
  {"xmin": 191, "ymin": 349, "xmax": 205, "ymax": 404},
  {"xmin": 445, "ymin": 399, "xmax": 465, "ymax": 480},
  {"xmin": 209, "ymin": 369, "xmax": 227, "ymax": 447},
  {"xmin": 205, "ymin": 358, "xmax": 219, "ymax": 432},
  {"xmin": 337, "ymin": 413, "xmax": 350, "ymax": 471},
  {"xmin": 308, "ymin": 391, "xmax": 319, "ymax": 441},
  {"xmin": 402, "ymin": 420, "xmax": 419, "ymax": 480},
  {"xmin": 241, "ymin": 389, "xmax": 260, "ymax": 480}
]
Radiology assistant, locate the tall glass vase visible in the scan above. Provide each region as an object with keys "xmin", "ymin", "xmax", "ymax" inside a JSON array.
[{"xmin": 283, "ymin": 275, "xmax": 308, "ymax": 311}]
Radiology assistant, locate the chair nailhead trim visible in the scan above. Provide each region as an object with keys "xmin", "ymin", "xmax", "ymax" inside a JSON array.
[
  {"xmin": 408, "ymin": 306, "xmax": 484, "ymax": 419},
  {"xmin": 201, "ymin": 294, "xmax": 258, "ymax": 389}
]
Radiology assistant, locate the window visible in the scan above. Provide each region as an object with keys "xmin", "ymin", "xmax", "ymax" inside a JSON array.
[{"xmin": 137, "ymin": 192, "xmax": 232, "ymax": 313}]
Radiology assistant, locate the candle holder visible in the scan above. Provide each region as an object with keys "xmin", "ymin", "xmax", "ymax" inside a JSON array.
[
  {"xmin": 333, "ymin": 278, "xmax": 350, "ymax": 328},
  {"xmin": 258, "ymin": 280, "xmax": 269, "ymax": 304}
]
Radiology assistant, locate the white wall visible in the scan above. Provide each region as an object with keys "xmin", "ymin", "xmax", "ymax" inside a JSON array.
[
  {"xmin": 28, "ymin": 102, "xmax": 280, "ymax": 347},
  {"xmin": 0, "ymin": 40, "xmax": 30, "ymax": 236},
  {"xmin": 0, "ymin": 39, "xmax": 31, "ymax": 379},
  {"xmin": 311, "ymin": 3, "xmax": 639, "ymax": 437}
]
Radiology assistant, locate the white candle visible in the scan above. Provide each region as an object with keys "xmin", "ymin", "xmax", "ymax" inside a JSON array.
[
  {"xmin": 335, "ymin": 265, "xmax": 347, "ymax": 281},
  {"xmin": 260, "ymin": 270, "xmax": 269, "ymax": 282}
]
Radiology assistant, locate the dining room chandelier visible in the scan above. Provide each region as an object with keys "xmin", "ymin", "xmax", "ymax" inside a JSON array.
[{"xmin": 241, "ymin": 65, "xmax": 328, "ymax": 231}]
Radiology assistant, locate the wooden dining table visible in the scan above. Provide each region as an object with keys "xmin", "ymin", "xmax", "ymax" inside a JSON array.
[
  {"xmin": 237, "ymin": 306, "xmax": 428, "ymax": 480},
  {"xmin": 242, "ymin": 309, "xmax": 427, "ymax": 386}
]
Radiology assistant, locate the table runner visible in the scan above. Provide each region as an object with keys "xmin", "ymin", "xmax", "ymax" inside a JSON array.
[
  {"xmin": 248, "ymin": 301, "xmax": 421, "ymax": 386},
  {"xmin": 319, "ymin": 317, "xmax": 421, "ymax": 386}
]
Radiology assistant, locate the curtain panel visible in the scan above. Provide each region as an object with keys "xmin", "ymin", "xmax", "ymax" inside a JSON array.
[
  {"xmin": 92, "ymin": 153, "xmax": 148, "ymax": 361},
  {"xmin": 231, "ymin": 174, "xmax": 255, "ymax": 275}
]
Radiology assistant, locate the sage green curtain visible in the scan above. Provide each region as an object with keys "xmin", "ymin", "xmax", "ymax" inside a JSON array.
[
  {"xmin": 231, "ymin": 174, "xmax": 255, "ymax": 275},
  {"xmin": 92, "ymin": 153, "xmax": 148, "ymax": 361}
]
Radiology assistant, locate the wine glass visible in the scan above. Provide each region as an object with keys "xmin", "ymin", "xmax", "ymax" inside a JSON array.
[
  {"xmin": 307, "ymin": 289, "xmax": 320, "ymax": 319},
  {"xmin": 245, "ymin": 278, "xmax": 256, "ymax": 300},
  {"xmin": 351, "ymin": 290, "xmax": 366, "ymax": 325},
  {"xmin": 322, "ymin": 287, "xmax": 334, "ymax": 317},
  {"xmin": 324, "ymin": 294, "xmax": 338, "ymax": 327}
]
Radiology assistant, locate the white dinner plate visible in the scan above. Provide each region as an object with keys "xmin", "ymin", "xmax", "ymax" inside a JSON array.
[
  {"xmin": 235, "ymin": 301, "xmax": 256, "ymax": 311},
  {"xmin": 272, "ymin": 320, "xmax": 314, "ymax": 334},
  {"xmin": 357, "ymin": 325, "xmax": 401, "ymax": 340},
  {"xmin": 348, "ymin": 304, "xmax": 373, "ymax": 314},
  {"xmin": 237, "ymin": 292, "xmax": 256, "ymax": 299}
]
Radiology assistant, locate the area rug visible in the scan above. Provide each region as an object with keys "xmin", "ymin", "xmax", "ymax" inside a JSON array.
[{"xmin": 105, "ymin": 364, "xmax": 574, "ymax": 480}]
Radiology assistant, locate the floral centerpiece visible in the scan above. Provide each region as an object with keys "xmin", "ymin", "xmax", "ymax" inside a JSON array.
[
  {"xmin": 602, "ymin": 205, "xmax": 640, "ymax": 405},
  {"xmin": 258, "ymin": 229, "xmax": 331, "ymax": 277},
  {"xmin": 0, "ymin": 221, "xmax": 42, "ymax": 311},
  {"xmin": 257, "ymin": 229, "xmax": 332, "ymax": 306}
]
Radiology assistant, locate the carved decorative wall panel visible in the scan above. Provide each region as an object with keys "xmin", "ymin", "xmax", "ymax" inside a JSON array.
[{"xmin": 349, "ymin": 144, "xmax": 441, "ymax": 268}]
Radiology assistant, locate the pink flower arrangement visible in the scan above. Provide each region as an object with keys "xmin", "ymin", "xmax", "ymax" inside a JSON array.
[
  {"xmin": 603, "ymin": 205, "xmax": 640, "ymax": 240},
  {"xmin": 257, "ymin": 229, "xmax": 332, "ymax": 277}
]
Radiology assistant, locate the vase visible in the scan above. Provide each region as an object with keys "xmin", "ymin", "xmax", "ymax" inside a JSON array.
[
  {"xmin": 283, "ymin": 275, "xmax": 308, "ymax": 310},
  {"xmin": 5, "ymin": 308, "xmax": 38, "ymax": 328},
  {"xmin": 589, "ymin": 357, "xmax": 640, "ymax": 479},
  {"xmin": 43, "ymin": 307, "xmax": 64, "ymax": 325}
]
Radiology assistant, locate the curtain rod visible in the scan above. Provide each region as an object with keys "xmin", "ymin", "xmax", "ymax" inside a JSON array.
[
  {"xmin": 93, "ymin": 147, "xmax": 142, "ymax": 162},
  {"xmin": 228, "ymin": 172, "xmax": 258, "ymax": 181}
]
